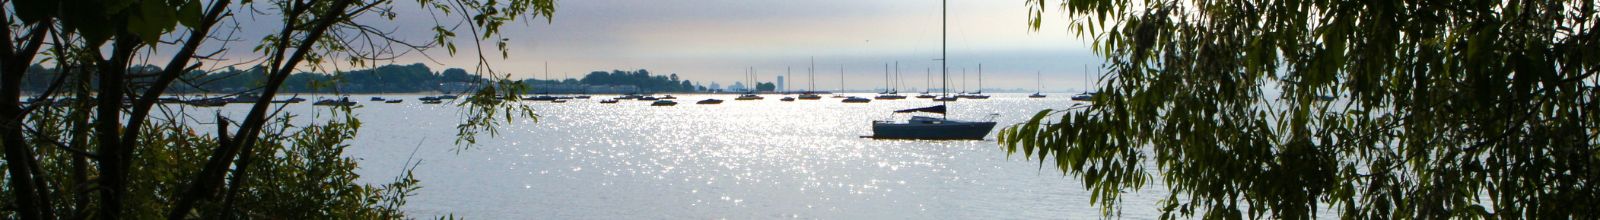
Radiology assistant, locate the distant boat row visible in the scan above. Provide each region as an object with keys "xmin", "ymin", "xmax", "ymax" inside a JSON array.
[{"xmin": 18, "ymin": 91, "xmax": 1088, "ymax": 107}]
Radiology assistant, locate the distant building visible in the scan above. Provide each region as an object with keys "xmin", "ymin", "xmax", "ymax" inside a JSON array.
[
  {"xmin": 729, "ymin": 82, "xmax": 747, "ymax": 92},
  {"xmin": 777, "ymin": 76, "xmax": 785, "ymax": 92},
  {"xmin": 709, "ymin": 82, "xmax": 722, "ymax": 91}
]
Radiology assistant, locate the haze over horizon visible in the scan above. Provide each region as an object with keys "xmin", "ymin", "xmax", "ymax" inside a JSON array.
[{"xmin": 203, "ymin": 0, "xmax": 1107, "ymax": 91}]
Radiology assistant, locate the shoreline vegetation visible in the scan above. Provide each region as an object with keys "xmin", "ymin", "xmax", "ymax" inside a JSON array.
[
  {"xmin": 18, "ymin": 63, "xmax": 1054, "ymax": 96},
  {"xmin": 18, "ymin": 63, "xmax": 726, "ymax": 95}
]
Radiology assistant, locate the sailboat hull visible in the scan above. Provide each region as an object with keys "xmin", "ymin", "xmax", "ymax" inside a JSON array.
[{"xmin": 870, "ymin": 121, "xmax": 996, "ymax": 140}]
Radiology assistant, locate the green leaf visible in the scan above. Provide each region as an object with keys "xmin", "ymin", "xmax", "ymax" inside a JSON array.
[{"xmin": 177, "ymin": 0, "xmax": 204, "ymax": 28}]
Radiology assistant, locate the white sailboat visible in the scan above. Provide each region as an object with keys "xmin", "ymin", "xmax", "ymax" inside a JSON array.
[
  {"xmin": 1029, "ymin": 70, "xmax": 1047, "ymax": 98},
  {"xmin": 1071, "ymin": 64, "xmax": 1095, "ymax": 101},
  {"xmin": 957, "ymin": 64, "xmax": 990, "ymax": 99},
  {"xmin": 736, "ymin": 67, "xmax": 764, "ymax": 100},
  {"xmin": 917, "ymin": 67, "xmax": 937, "ymax": 98},
  {"xmin": 799, "ymin": 57, "xmax": 823, "ymax": 100},
  {"xmin": 875, "ymin": 62, "xmax": 907, "ymax": 100}
]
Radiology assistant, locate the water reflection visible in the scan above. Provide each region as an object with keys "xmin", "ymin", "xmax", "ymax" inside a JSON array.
[{"xmin": 193, "ymin": 93, "xmax": 1168, "ymax": 219}]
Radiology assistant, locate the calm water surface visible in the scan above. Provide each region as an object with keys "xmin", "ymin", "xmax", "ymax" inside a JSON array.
[{"xmin": 189, "ymin": 93, "xmax": 1167, "ymax": 219}]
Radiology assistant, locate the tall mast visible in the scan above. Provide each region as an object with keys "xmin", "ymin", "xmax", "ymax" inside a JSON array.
[
  {"xmin": 941, "ymin": 0, "xmax": 949, "ymax": 119},
  {"xmin": 941, "ymin": 0, "xmax": 948, "ymax": 115},
  {"xmin": 883, "ymin": 63, "xmax": 890, "ymax": 93},
  {"xmin": 894, "ymin": 61, "xmax": 900, "ymax": 93},
  {"xmin": 840, "ymin": 65, "xmax": 845, "ymax": 93},
  {"xmin": 786, "ymin": 66, "xmax": 791, "ymax": 93},
  {"xmin": 925, "ymin": 67, "xmax": 931, "ymax": 93},
  {"xmin": 977, "ymin": 63, "xmax": 983, "ymax": 93},
  {"xmin": 810, "ymin": 57, "xmax": 816, "ymax": 92}
]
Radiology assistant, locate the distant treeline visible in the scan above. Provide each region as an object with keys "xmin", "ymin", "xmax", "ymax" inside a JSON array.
[
  {"xmin": 20, "ymin": 63, "xmax": 717, "ymax": 94},
  {"xmin": 521, "ymin": 69, "xmax": 703, "ymax": 93}
]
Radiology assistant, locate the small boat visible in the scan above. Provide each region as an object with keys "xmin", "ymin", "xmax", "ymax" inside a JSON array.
[
  {"xmin": 385, "ymin": 99, "xmax": 403, "ymax": 103},
  {"xmin": 650, "ymin": 100, "xmax": 678, "ymax": 106},
  {"xmin": 616, "ymin": 94, "xmax": 642, "ymax": 100},
  {"xmin": 574, "ymin": 95, "xmax": 592, "ymax": 99},
  {"xmin": 185, "ymin": 98, "xmax": 228, "ymax": 107},
  {"xmin": 370, "ymin": 97, "xmax": 385, "ymax": 101},
  {"xmin": 696, "ymin": 99, "xmax": 724, "ymax": 104},
  {"xmin": 797, "ymin": 93, "xmax": 822, "ymax": 100},
  {"xmin": 660, "ymin": 95, "xmax": 676, "ymax": 99},
  {"xmin": 1070, "ymin": 92, "xmax": 1094, "ymax": 101},
  {"xmin": 227, "ymin": 94, "xmax": 263, "ymax": 103},
  {"xmin": 870, "ymin": 105, "xmax": 996, "ymax": 140},
  {"xmin": 437, "ymin": 95, "xmax": 459, "ymax": 99},
  {"xmin": 933, "ymin": 96, "xmax": 958, "ymax": 101},
  {"xmin": 916, "ymin": 93, "xmax": 937, "ymax": 99},
  {"xmin": 277, "ymin": 97, "xmax": 306, "ymax": 103},
  {"xmin": 956, "ymin": 92, "xmax": 990, "ymax": 99},
  {"xmin": 734, "ymin": 93, "xmax": 763, "ymax": 100},
  {"xmin": 523, "ymin": 95, "xmax": 558, "ymax": 101},
  {"xmin": 1029, "ymin": 70, "xmax": 1047, "ymax": 98},
  {"xmin": 638, "ymin": 96, "xmax": 660, "ymax": 101},
  {"xmin": 419, "ymin": 96, "xmax": 443, "ymax": 104},
  {"xmin": 313, "ymin": 97, "xmax": 357, "ymax": 106},
  {"xmin": 599, "ymin": 99, "xmax": 619, "ymax": 104},
  {"xmin": 874, "ymin": 93, "xmax": 906, "ymax": 100},
  {"xmin": 958, "ymin": 64, "xmax": 991, "ymax": 100},
  {"xmin": 780, "ymin": 97, "xmax": 796, "ymax": 101},
  {"xmin": 551, "ymin": 99, "xmax": 568, "ymax": 103},
  {"xmin": 842, "ymin": 96, "xmax": 871, "ymax": 103}
]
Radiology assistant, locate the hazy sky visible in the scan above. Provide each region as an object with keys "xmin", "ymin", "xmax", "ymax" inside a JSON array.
[{"xmin": 231, "ymin": 0, "xmax": 1106, "ymax": 91}]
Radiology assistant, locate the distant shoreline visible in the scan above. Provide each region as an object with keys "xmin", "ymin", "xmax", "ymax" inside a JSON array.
[{"xmin": 20, "ymin": 91, "xmax": 1085, "ymax": 97}]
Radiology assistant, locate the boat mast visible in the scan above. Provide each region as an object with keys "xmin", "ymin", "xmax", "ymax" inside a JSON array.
[
  {"xmin": 977, "ymin": 63, "xmax": 982, "ymax": 93},
  {"xmin": 810, "ymin": 57, "xmax": 816, "ymax": 92},
  {"xmin": 544, "ymin": 61, "xmax": 549, "ymax": 93},
  {"xmin": 894, "ymin": 61, "xmax": 900, "ymax": 93},
  {"xmin": 883, "ymin": 63, "xmax": 888, "ymax": 93},
  {"xmin": 941, "ymin": 0, "xmax": 948, "ymax": 120}
]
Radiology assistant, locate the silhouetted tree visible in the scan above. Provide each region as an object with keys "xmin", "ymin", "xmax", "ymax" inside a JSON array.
[{"xmin": 1000, "ymin": 0, "xmax": 1598, "ymax": 219}]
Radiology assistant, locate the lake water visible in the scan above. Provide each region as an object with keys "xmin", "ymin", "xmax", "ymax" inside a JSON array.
[{"xmin": 187, "ymin": 93, "xmax": 1168, "ymax": 219}]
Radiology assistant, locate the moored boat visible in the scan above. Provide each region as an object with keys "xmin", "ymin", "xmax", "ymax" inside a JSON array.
[
  {"xmin": 734, "ymin": 93, "xmax": 763, "ymax": 100},
  {"xmin": 1070, "ymin": 92, "xmax": 1094, "ymax": 101},
  {"xmin": 313, "ymin": 97, "xmax": 358, "ymax": 106},
  {"xmin": 867, "ymin": 1, "xmax": 998, "ymax": 140}
]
